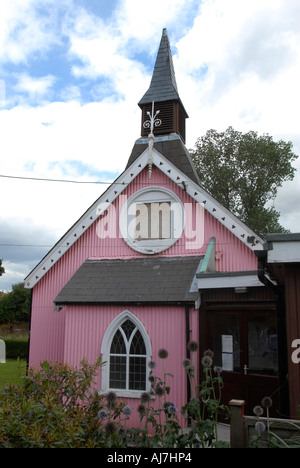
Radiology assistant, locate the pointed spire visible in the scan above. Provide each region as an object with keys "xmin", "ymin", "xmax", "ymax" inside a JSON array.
[
  {"xmin": 138, "ymin": 28, "xmax": 180, "ymax": 105},
  {"xmin": 138, "ymin": 28, "xmax": 188, "ymax": 143}
]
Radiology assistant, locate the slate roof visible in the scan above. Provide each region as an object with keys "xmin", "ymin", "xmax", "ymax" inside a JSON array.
[
  {"xmin": 126, "ymin": 134, "xmax": 200, "ymax": 185},
  {"xmin": 138, "ymin": 28, "xmax": 187, "ymax": 115},
  {"xmin": 54, "ymin": 256, "xmax": 202, "ymax": 305}
]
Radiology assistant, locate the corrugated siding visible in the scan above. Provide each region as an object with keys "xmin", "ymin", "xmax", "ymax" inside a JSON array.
[
  {"xmin": 62, "ymin": 305, "xmax": 198, "ymax": 427},
  {"xmin": 29, "ymin": 165, "xmax": 257, "ymax": 373}
]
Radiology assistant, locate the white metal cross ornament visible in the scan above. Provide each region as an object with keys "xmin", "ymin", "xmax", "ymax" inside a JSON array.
[{"xmin": 143, "ymin": 101, "xmax": 162, "ymax": 180}]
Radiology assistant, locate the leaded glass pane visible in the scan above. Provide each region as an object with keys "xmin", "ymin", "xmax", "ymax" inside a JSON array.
[
  {"xmin": 110, "ymin": 329, "xmax": 126, "ymax": 354},
  {"xmin": 129, "ymin": 357, "xmax": 146, "ymax": 390},
  {"xmin": 130, "ymin": 329, "xmax": 146, "ymax": 355},
  {"xmin": 109, "ymin": 319, "xmax": 148, "ymax": 392},
  {"xmin": 109, "ymin": 356, "xmax": 126, "ymax": 389},
  {"xmin": 121, "ymin": 319, "xmax": 136, "ymax": 340}
]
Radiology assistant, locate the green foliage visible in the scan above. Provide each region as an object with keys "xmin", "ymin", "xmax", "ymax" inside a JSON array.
[
  {"xmin": 250, "ymin": 398, "xmax": 300, "ymax": 448},
  {"xmin": 0, "ymin": 260, "xmax": 4, "ymax": 277},
  {"xmin": 127, "ymin": 349, "xmax": 184, "ymax": 448},
  {"xmin": 190, "ymin": 127, "xmax": 298, "ymax": 238},
  {"xmin": 4, "ymin": 339, "xmax": 28, "ymax": 359},
  {"xmin": 0, "ymin": 346, "xmax": 229, "ymax": 448},
  {"xmin": 0, "ymin": 358, "xmax": 106, "ymax": 448},
  {"xmin": 127, "ymin": 345, "xmax": 230, "ymax": 448},
  {"xmin": 0, "ymin": 359, "xmax": 27, "ymax": 387},
  {"xmin": 180, "ymin": 346, "xmax": 230, "ymax": 448},
  {"xmin": 0, "ymin": 283, "xmax": 31, "ymax": 323}
]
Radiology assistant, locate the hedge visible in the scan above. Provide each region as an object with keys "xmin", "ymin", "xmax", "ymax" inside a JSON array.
[{"xmin": 4, "ymin": 339, "xmax": 28, "ymax": 359}]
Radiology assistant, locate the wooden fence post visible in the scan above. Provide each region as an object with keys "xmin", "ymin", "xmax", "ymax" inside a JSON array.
[{"xmin": 229, "ymin": 399, "xmax": 245, "ymax": 448}]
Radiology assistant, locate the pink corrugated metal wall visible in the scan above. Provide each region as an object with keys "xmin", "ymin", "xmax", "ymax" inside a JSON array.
[
  {"xmin": 62, "ymin": 304, "xmax": 199, "ymax": 427},
  {"xmin": 28, "ymin": 165, "xmax": 258, "ymax": 423}
]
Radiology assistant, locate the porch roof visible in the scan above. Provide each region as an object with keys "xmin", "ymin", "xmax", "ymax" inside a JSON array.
[{"xmin": 54, "ymin": 256, "xmax": 203, "ymax": 306}]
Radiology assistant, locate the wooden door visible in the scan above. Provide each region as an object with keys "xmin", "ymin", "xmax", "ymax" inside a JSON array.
[{"xmin": 208, "ymin": 310, "xmax": 280, "ymax": 417}]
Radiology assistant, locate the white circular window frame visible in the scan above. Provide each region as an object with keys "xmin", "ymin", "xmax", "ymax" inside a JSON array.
[{"xmin": 119, "ymin": 187, "xmax": 185, "ymax": 255}]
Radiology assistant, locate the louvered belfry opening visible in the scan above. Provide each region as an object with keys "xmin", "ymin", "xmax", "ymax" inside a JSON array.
[
  {"xmin": 140, "ymin": 100, "xmax": 186, "ymax": 143},
  {"xmin": 138, "ymin": 28, "xmax": 188, "ymax": 144}
]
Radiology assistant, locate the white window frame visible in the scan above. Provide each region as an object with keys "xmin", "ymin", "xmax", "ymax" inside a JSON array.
[
  {"xmin": 119, "ymin": 187, "xmax": 185, "ymax": 255},
  {"xmin": 100, "ymin": 310, "xmax": 152, "ymax": 398},
  {"xmin": 135, "ymin": 201, "xmax": 172, "ymax": 240}
]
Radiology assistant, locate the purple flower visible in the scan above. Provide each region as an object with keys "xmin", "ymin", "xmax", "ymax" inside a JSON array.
[
  {"xmin": 167, "ymin": 403, "xmax": 178, "ymax": 415},
  {"xmin": 158, "ymin": 349, "xmax": 169, "ymax": 359},
  {"xmin": 261, "ymin": 396, "xmax": 273, "ymax": 409},
  {"xmin": 188, "ymin": 341, "xmax": 198, "ymax": 352},
  {"xmin": 255, "ymin": 421, "xmax": 266, "ymax": 434},
  {"xmin": 122, "ymin": 405, "xmax": 132, "ymax": 416},
  {"xmin": 105, "ymin": 422, "xmax": 117, "ymax": 435},
  {"xmin": 201, "ymin": 355, "xmax": 213, "ymax": 368},
  {"xmin": 204, "ymin": 349, "xmax": 214, "ymax": 358},
  {"xmin": 183, "ymin": 358, "xmax": 192, "ymax": 368},
  {"xmin": 106, "ymin": 391, "xmax": 117, "ymax": 403},
  {"xmin": 137, "ymin": 404, "xmax": 146, "ymax": 415},
  {"xmin": 155, "ymin": 385, "xmax": 165, "ymax": 397},
  {"xmin": 98, "ymin": 409, "xmax": 107, "ymax": 420},
  {"xmin": 140, "ymin": 392, "xmax": 151, "ymax": 404},
  {"xmin": 118, "ymin": 427, "xmax": 126, "ymax": 436},
  {"xmin": 148, "ymin": 360, "xmax": 157, "ymax": 369},
  {"xmin": 253, "ymin": 405, "xmax": 263, "ymax": 417}
]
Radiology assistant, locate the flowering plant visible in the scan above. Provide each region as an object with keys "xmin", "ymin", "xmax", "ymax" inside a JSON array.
[
  {"xmin": 251, "ymin": 397, "xmax": 300, "ymax": 448},
  {"xmin": 181, "ymin": 343, "xmax": 230, "ymax": 447},
  {"xmin": 0, "ymin": 345, "xmax": 230, "ymax": 448}
]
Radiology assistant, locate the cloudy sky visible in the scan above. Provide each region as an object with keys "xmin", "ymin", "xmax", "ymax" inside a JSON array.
[{"xmin": 0, "ymin": 0, "xmax": 300, "ymax": 291}]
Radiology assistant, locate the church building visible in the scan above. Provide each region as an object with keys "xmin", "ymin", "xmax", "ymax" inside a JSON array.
[{"xmin": 25, "ymin": 29, "xmax": 282, "ymax": 422}]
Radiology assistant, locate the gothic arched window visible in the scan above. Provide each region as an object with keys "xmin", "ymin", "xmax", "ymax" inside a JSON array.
[{"xmin": 101, "ymin": 311, "xmax": 152, "ymax": 397}]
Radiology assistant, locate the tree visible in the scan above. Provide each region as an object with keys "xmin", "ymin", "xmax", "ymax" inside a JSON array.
[
  {"xmin": 0, "ymin": 260, "xmax": 4, "ymax": 277},
  {"xmin": 0, "ymin": 282, "xmax": 31, "ymax": 323},
  {"xmin": 190, "ymin": 127, "xmax": 298, "ymax": 238}
]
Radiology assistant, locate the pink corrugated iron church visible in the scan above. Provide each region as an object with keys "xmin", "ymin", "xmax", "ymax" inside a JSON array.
[{"xmin": 25, "ymin": 29, "xmax": 282, "ymax": 421}]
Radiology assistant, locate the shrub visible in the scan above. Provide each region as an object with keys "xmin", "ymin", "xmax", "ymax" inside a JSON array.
[
  {"xmin": 0, "ymin": 345, "xmax": 230, "ymax": 448},
  {"xmin": 4, "ymin": 339, "xmax": 28, "ymax": 359},
  {"xmin": 0, "ymin": 358, "xmax": 107, "ymax": 448}
]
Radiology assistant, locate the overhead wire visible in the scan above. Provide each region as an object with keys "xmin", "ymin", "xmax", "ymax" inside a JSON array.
[
  {"xmin": 0, "ymin": 174, "xmax": 114, "ymax": 184},
  {"xmin": 0, "ymin": 173, "xmax": 183, "ymax": 187}
]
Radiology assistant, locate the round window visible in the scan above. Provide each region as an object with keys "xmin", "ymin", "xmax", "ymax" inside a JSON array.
[{"xmin": 119, "ymin": 187, "xmax": 185, "ymax": 254}]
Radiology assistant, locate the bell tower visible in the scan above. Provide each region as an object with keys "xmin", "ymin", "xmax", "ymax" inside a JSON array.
[{"xmin": 138, "ymin": 28, "xmax": 188, "ymax": 143}]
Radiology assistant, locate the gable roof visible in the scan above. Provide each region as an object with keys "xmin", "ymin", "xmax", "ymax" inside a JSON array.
[
  {"xmin": 54, "ymin": 256, "xmax": 202, "ymax": 305},
  {"xmin": 24, "ymin": 145, "xmax": 264, "ymax": 290}
]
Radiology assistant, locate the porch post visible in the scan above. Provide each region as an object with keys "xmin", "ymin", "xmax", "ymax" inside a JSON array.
[{"xmin": 229, "ymin": 399, "xmax": 245, "ymax": 448}]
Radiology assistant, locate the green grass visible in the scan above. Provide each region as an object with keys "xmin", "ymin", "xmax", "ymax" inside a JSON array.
[{"xmin": 0, "ymin": 359, "xmax": 27, "ymax": 387}]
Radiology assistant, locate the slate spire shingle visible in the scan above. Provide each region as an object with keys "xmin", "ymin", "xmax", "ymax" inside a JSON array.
[
  {"xmin": 138, "ymin": 28, "xmax": 188, "ymax": 143},
  {"xmin": 138, "ymin": 28, "xmax": 180, "ymax": 106}
]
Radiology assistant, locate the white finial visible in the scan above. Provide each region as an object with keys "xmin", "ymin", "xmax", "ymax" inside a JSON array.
[{"xmin": 143, "ymin": 101, "xmax": 162, "ymax": 180}]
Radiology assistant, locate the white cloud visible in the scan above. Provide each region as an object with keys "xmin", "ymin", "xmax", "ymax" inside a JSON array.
[
  {"xmin": 0, "ymin": 260, "xmax": 29, "ymax": 291},
  {"xmin": 14, "ymin": 73, "xmax": 56, "ymax": 99},
  {"xmin": 65, "ymin": 8, "xmax": 149, "ymax": 102},
  {"xmin": 0, "ymin": 100, "xmax": 140, "ymax": 179},
  {"xmin": 115, "ymin": 0, "xmax": 196, "ymax": 44},
  {"xmin": 0, "ymin": 0, "xmax": 66, "ymax": 64},
  {"xmin": 174, "ymin": 0, "xmax": 300, "ymax": 142}
]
